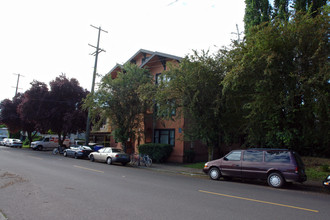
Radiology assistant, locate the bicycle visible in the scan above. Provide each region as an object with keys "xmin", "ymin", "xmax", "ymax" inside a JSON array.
[
  {"xmin": 52, "ymin": 145, "xmax": 66, "ymax": 155},
  {"xmin": 130, "ymin": 154, "xmax": 152, "ymax": 167},
  {"xmin": 141, "ymin": 154, "xmax": 152, "ymax": 167},
  {"xmin": 130, "ymin": 153, "xmax": 140, "ymax": 166}
]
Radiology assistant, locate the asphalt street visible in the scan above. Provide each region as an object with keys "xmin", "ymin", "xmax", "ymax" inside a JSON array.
[{"xmin": 0, "ymin": 146, "xmax": 329, "ymax": 220}]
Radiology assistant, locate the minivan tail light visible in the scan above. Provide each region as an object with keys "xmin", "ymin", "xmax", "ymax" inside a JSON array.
[{"xmin": 295, "ymin": 166, "xmax": 299, "ymax": 174}]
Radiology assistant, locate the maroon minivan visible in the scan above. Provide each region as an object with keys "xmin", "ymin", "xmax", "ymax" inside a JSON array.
[{"xmin": 203, "ymin": 149, "xmax": 307, "ymax": 188}]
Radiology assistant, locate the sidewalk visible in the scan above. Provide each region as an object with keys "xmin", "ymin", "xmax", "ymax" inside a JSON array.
[{"xmin": 143, "ymin": 163, "xmax": 329, "ymax": 194}]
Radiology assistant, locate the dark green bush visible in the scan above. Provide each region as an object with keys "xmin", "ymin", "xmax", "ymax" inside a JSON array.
[
  {"xmin": 321, "ymin": 164, "xmax": 330, "ymax": 172},
  {"xmin": 138, "ymin": 143, "xmax": 173, "ymax": 163}
]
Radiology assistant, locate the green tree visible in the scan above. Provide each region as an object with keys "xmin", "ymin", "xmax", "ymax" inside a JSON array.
[
  {"xmin": 244, "ymin": 0, "xmax": 272, "ymax": 36},
  {"xmin": 155, "ymin": 51, "xmax": 229, "ymax": 160},
  {"xmin": 224, "ymin": 10, "xmax": 329, "ymax": 155},
  {"xmin": 293, "ymin": 0, "xmax": 328, "ymax": 16},
  {"xmin": 273, "ymin": 0, "xmax": 289, "ymax": 21},
  {"xmin": 84, "ymin": 63, "xmax": 155, "ymax": 152}
]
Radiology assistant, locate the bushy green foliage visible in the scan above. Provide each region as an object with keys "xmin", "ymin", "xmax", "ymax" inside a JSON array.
[
  {"xmin": 84, "ymin": 63, "xmax": 155, "ymax": 152},
  {"xmin": 224, "ymin": 10, "xmax": 329, "ymax": 156},
  {"xmin": 138, "ymin": 143, "xmax": 173, "ymax": 163}
]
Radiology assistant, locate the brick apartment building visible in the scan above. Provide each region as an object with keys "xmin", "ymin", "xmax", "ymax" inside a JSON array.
[{"xmin": 89, "ymin": 49, "xmax": 210, "ymax": 163}]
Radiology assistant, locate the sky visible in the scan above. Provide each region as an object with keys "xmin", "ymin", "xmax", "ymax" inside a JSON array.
[{"xmin": 0, "ymin": 0, "xmax": 245, "ymax": 101}]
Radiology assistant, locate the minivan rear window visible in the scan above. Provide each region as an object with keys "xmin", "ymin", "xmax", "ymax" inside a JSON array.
[
  {"xmin": 265, "ymin": 151, "xmax": 291, "ymax": 163},
  {"xmin": 243, "ymin": 150, "xmax": 263, "ymax": 162},
  {"xmin": 293, "ymin": 152, "xmax": 304, "ymax": 168}
]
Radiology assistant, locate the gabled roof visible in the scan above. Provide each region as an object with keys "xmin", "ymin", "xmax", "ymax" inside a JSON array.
[
  {"xmin": 108, "ymin": 49, "xmax": 182, "ymax": 75},
  {"xmin": 108, "ymin": 63, "xmax": 123, "ymax": 75},
  {"xmin": 126, "ymin": 49, "xmax": 154, "ymax": 63},
  {"xmin": 140, "ymin": 51, "xmax": 182, "ymax": 68}
]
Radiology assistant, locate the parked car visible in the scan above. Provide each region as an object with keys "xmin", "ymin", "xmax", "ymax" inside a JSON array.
[
  {"xmin": 88, "ymin": 143, "xmax": 104, "ymax": 152},
  {"xmin": 323, "ymin": 175, "xmax": 330, "ymax": 189},
  {"xmin": 2, "ymin": 138, "xmax": 12, "ymax": 147},
  {"xmin": 31, "ymin": 135, "xmax": 70, "ymax": 151},
  {"xmin": 89, "ymin": 147, "xmax": 130, "ymax": 165},
  {"xmin": 0, "ymin": 138, "xmax": 9, "ymax": 146},
  {"xmin": 0, "ymin": 137, "xmax": 8, "ymax": 146},
  {"xmin": 203, "ymin": 148, "xmax": 307, "ymax": 188},
  {"xmin": 8, "ymin": 139, "xmax": 23, "ymax": 148},
  {"xmin": 63, "ymin": 146, "xmax": 93, "ymax": 159}
]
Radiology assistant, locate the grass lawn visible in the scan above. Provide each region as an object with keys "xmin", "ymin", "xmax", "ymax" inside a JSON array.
[{"xmin": 183, "ymin": 157, "xmax": 330, "ymax": 181}]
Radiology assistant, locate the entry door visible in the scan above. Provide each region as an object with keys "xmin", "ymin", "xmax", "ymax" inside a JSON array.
[{"xmin": 220, "ymin": 150, "xmax": 242, "ymax": 178}]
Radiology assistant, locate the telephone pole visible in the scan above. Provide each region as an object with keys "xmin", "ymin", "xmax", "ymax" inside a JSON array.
[
  {"xmin": 13, "ymin": 73, "xmax": 24, "ymax": 96},
  {"xmin": 231, "ymin": 24, "xmax": 243, "ymax": 43},
  {"xmin": 85, "ymin": 25, "xmax": 108, "ymax": 145}
]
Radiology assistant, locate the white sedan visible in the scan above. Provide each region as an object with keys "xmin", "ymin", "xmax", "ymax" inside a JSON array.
[{"xmin": 88, "ymin": 147, "xmax": 130, "ymax": 166}]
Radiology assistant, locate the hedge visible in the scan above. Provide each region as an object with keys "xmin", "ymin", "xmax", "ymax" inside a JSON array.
[{"xmin": 138, "ymin": 143, "xmax": 173, "ymax": 163}]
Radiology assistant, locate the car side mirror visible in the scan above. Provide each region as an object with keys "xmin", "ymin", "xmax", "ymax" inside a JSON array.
[{"xmin": 224, "ymin": 157, "xmax": 228, "ymax": 161}]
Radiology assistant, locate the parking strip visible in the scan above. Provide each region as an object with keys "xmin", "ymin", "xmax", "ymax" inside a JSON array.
[
  {"xmin": 198, "ymin": 190, "xmax": 319, "ymax": 213},
  {"xmin": 73, "ymin": 165, "xmax": 104, "ymax": 173}
]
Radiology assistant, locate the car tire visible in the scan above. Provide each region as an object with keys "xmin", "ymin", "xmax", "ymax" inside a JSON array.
[
  {"xmin": 106, "ymin": 157, "xmax": 112, "ymax": 165},
  {"xmin": 122, "ymin": 162, "xmax": 127, "ymax": 166},
  {"xmin": 74, "ymin": 153, "xmax": 78, "ymax": 159},
  {"xmin": 37, "ymin": 146, "xmax": 43, "ymax": 151},
  {"xmin": 267, "ymin": 172, "xmax": 284, "ymax": 188},
  {"xmin": 209, "ymin": 167, "xmax": 221, "ymax": 180},
  {"xmin": 63, "ymin": 151, "xmax": 67, "ymax": 157},
  {"xmin": 90, "ymin": 155, "xmax": 94, "ymax": 162}
]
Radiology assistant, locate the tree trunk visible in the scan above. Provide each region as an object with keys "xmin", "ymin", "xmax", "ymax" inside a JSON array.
[
  {"xmin": 208, "ymin": 143, "xmax": 214, "ymax": 161},
  {"xmin": 27, "ymin": 131, "xmax": 33, "ymax": 147},
  {"xmin": 58, "ymin": 133, "xmax": 64, "ymax": 152}
]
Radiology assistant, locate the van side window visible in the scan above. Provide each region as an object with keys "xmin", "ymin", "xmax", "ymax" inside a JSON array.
[
  {"xmin": 226, "ymin": 151, "xmax": 242, "ymax": 161},
  {"xmin": 243, "ymin": 150, "xmax": 263, "ymax": 162},
  {"xmin": 265, "ymin": 151, "xmax": 291, "ymax": 163},
  {"xmin": 44, "ymin": 138, "xmax": 49, "ymax": 142}
]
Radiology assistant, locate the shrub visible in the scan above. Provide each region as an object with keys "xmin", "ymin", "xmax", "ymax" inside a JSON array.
[
  {"xmin": 321, "ymin": 164, "xmax": 330, "ymax": 172},
  {"xmin": 138, "ymin": 143, "xmax": 173, "ymax": 163}
]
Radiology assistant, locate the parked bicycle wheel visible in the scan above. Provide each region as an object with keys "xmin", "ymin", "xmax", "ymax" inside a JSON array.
[
  {"xmin": 143, "ymin": 155, "xmax": 152, "ymax": 167},
  {"xmin": 130, "ymin": 154, "xmax": 139, "ymax": 166},
  {"xmin": 52, "ymin": 148, "xmax": 59, "ymax": 155}
]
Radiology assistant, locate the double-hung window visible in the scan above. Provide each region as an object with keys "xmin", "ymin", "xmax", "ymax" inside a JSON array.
[{"xmin": 154, "ymin": 129, "xmax": 175, "ymax": 146}]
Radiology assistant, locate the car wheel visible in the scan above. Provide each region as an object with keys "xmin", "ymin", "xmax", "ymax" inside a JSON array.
[
  {"xmin": 37, "ymin": 146, "xmax": 43, "ymax": 151},
  {"xmin": 74, "ymin": 153, "xmax": 78, "ymax": 159},
  {"xmin": 63, "ymin": 151, "xmax": 67, "ymax": 157},
  {"xmin": 90, "ymin": 155, "xmax": 95, "ymax": 162},
  {"xmin": 122, "ymin": 162, "xmax": 128, "ymax": 166},
  {"xmin": 106, "ymin": 157, "xmax": 112, "ymax": 165},
  {"xmin": 209, "ymin": 167, "xmax": 221, "ymax": 180},
  {"xmin": 267, "ymin": 172, "xmax": 284, "ymax": 188}
]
